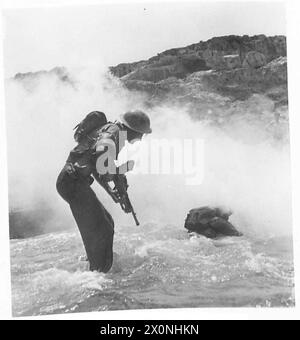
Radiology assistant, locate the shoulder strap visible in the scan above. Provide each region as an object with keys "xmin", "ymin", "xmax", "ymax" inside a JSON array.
[{"xmin": 91, "ymin": 121, "xmax": 126, "ymax": 156}]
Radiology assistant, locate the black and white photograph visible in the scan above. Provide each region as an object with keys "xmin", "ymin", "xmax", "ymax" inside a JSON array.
[{"xmin": 0, "ymin": 0, "xmax": 299, "ymax": 319}]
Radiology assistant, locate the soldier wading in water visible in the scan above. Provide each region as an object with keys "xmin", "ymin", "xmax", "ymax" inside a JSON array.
[{"xmin": 56, "ymin": 110, "xmax": 152, "ymax": 273}]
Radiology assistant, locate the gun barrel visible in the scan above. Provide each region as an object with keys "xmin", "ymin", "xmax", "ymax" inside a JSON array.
[
  {"xmin": 112, "ymin": 175, "xmax": 140, "ymax": 226},
  {"xmin": 132, "ymin": 211, "xmax": 140, "ymax": 226}
]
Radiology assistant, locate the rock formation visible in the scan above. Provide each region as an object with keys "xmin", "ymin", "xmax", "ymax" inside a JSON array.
[
  {"xmin": 110, "ymin": 35, "xmax": 286, "ymax": 77},
  {"xmin": 184, "ymin": 206, "xmax": 242, "ymax": 239},
  {"xmin": 109, "ymin": 35, "xmax": 288, "ymax": 141},
  {"xmin": 110, "ymin": 35, "xmax": 287, "ymax": 106}
]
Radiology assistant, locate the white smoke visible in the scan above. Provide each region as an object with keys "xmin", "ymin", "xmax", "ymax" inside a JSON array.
[{"xmin": 4, "ymin": 65, "xmax": 292, "ymax": 237}]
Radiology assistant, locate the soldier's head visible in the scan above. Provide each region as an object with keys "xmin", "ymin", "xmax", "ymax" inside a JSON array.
[{"xmin": 120, "ymin": 110, "xmax": 152, "ymax": 143}]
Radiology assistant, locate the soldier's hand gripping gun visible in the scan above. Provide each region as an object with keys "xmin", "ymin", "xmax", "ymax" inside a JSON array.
[
  {"xmin": 113, "ymin": 175, "xmax": 140, "ymax": 226},
  {"xmin": 99, "ymin": 174, "xmax": 140, "ymax": 226}
]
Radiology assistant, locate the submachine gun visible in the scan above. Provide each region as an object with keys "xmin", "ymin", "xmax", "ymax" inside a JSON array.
[{"xmin": 99, "ymin": 174, "xmax": 140, "ymax": 226}]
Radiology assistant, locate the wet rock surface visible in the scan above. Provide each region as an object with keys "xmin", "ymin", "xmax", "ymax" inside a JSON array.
[{"xmin": 184, "ymin": 206, "xmax": 242, "ymax": 239}]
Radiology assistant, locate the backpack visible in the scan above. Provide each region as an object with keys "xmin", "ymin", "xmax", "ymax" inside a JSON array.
[{"xmin": 73, "ymin": 111, "xmax": 107, "ymax": 143}]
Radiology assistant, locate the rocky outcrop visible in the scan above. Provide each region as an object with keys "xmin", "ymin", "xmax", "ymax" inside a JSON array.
[
  {"xmin": 242, "ymin": 51, "xmax": 267, "ymax": 68},
  {"xmin": 9, "ymin": 206, "xmax": 55, "ymax": 239},
  {"xmin": 124, "ymin": 56, "xmax": 287, "ymax": 104},
  {"xmin": 223, "ymin": 54, "xmax": 242, "ymax": 69},
  {"xmin": 109, "ymin": 35, "xmax": 287, "ymax": 109},
  {"xmin": 184, "ymin": 206, "xmax": 242, "ymax": 239},
  {"xmin": 110, "ymin": 35, "xmax": 286, "ymax": 81},
  {"xmin": 109, "ymin": 61, "xmax": 147, "ymax": 78},
  {"xmin": 122, "ymin": 53, "xmax": 288, "ymax": 142},
  {"xmin": 108, "ymin": 35, "xmax": 288, "ymax": 141}
]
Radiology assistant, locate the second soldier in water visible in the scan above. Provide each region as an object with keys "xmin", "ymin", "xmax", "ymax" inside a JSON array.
[{"xmin": 56, "ymin": 110, "xmax": 152, "ymax": 273}]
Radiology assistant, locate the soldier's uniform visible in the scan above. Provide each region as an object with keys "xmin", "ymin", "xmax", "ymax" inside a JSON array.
[
  {"xmin": 57, "ymin": 110, "xmax": 152, "ymax": 273},
  {"xmin": 56, "ymin": 122, "xmax": 125, "ymax": 272}
]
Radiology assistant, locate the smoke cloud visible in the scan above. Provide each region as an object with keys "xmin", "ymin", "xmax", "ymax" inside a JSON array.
[{"xmin": 4, "ymin": 65, "xmax": 292, "ymax": 238}]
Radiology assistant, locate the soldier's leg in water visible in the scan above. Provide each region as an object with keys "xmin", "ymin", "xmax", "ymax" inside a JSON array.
[
  {"xmin": 101, "ymin": 207, "xmax": 114, "ymax": 272},
  {"xmin": 69, "ymin": 181, "xmax": 114, "ymax": 273},
  {"xmin": 56, "ymin": 167, "xmax": 114, "ymax": 272}
]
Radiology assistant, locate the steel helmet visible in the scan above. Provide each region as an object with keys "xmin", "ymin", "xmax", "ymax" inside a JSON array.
[{"xmin": 120, "ymin": 110, "xmax": 152, "ymax": 134}]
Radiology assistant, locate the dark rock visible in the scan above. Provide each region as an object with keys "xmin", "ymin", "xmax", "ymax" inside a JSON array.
[
  {"xmin": 184, "ymin": 206, "xmax": 242, "ymax": 239},
  {"xmin": 9, "ymin": 202, "xmax": 70, "ymax": 239},
  {"xmin": 109, "ymin": 35, "xmax": 287, "ymax": 115},
  {"xmin": 242, "ymin": 51, "xmax": 267, "ymax": 69},
  {"xmin": 110, "ymin": 35, "xmax": 286, "ymax": 81},
  {"xmin": 9, "ymin": 207, "xmax": 53, "ymax": 239},
  {"xmin": 109, "ymin": 61, "xmax": 147, "ymax": 78},
  {"xmin": 122, "ymin": 56, "xmax": 287, "ymax": 106}
]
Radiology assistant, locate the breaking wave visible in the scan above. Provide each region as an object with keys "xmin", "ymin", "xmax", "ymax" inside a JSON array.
[{"xmin": 10, "ymin": 223, "xmax": 294, "ymax": 316}]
